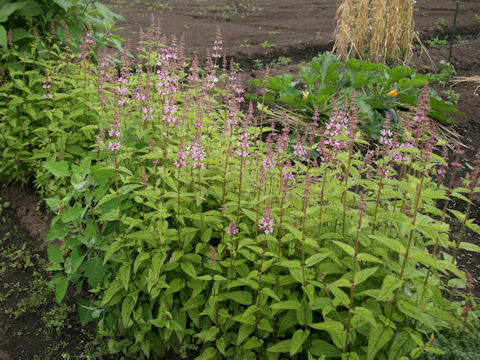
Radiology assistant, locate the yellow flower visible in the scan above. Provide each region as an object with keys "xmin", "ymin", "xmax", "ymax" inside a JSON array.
[
  {"xmin": 387, "ymin": 89, "xmax": 398, "ymax": 97},
  {"xmin": 302, "ymin": 91, "xmax": 309, "ymax": 99}
]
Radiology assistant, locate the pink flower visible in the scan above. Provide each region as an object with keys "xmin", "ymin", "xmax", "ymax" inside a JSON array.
[
  {"xmin": 227, "ymin": 221, "xmax": 239, "ymax": 236},
  {"xmin": 209, "ymin": 246, "xmax": 216, "ymax": 266},
  {"xmin": 108, "ymin": 141, "xmax": 121, "ymax": 151},
  {"xmin": 259, "ymin": 203, "xmax": 274, "ymax": 234}
]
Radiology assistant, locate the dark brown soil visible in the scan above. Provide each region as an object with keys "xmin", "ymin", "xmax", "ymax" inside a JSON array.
[{"xmin": 1, "ymin": 0, "xmax": 480, "ymax": 359}]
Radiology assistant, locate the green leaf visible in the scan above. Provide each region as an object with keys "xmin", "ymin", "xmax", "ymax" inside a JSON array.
[
  {"xmin": 367, "ymin": 326, "xmax": 394, "ymax": 360},
  {"xmin": 267, "ymin": 339, "xmax": 292, "ymax": 353},
  {"xmin": 270, "ymin": 300, "xmax": 302, "ymax": 310},
  {"xmin": 11, "ymin": 28, "xmax": 31, "ymax": 42},
  {"xmin": 310, "ymin": 320, "xmax": 344, "ymax": 332},
  {"xmin": 310, "ymin": 339, "xmax": 341, "ymax": 358},
  {"xmin": 121, "ymin": 292, "xmax": 137, "ymax": 327},
  {"xmin": 377, "ymin": 275, "xmax": 403, "ymax": 301},
  {"xmin": 333, "ymin": 240, "xmax": 354, "ymax": 256},
  {"xmin": 353, "ymin": 267, "xmax": 378, "ymax": 285},
  {"xmin": 0, "ymin": 25, "xmax": 7, "ymax": 48},
  {"xmin": 183, "ymin": 295, "xmax": 204, "ymax": 311},
  {"xmin": 180, "ymin": 261, "xmax": 197, "ymax": 279},
  {"xmin": 118, "ymin": 264, "xmax": 130, "ymax": 291},
  {"xmin": 305, "ymin": 252, "xmax": 330, "ymax": 267},
  {"xmin": 47, "ymin": 244, "xmax": 63, "ymax": 264},
  {"xmin": 290, "ymin": 329, "xmax": 310, "ymax": 356},
  {"xmin": 52, "ymin": 0, "xmax": 72, "ymax": 12},
  {"xmin": 195, "ymin": 347, "xmax": 217, "ymax": 360},
  {"xmin": 224, "ymin": 291, "xmax": 253, "ymax": 305},
  {"xmin": 101, "ymin": 278, "xmax": 123, "ymax": 306},
  {"xmin": 0, "ymin": 1, "xmax": 30, "ymax": 22},
  {"xmin": 49, "ymin": 273, "xmax": 68, "ymax": 303},
  {"xmin": 243, "ymin": 336, "xmax": 263, "ymax": 350},
  {"xmin": 82, "ymin": 257, "xmax": 107, "ymax": 287},
  {"xmin": 43, "ymin": 161, "xmax": 69, "ymax": 177},
  {"xmin": 46, "ymin": 220, "xmax": 70, "ymax": 241},
  {"xmin": 196, "ymin": 326, "xmax": 219, "ymax": 342},
  {"xmin": 237, "ymin": 324, "xmax": 255, "ymax": 345}
]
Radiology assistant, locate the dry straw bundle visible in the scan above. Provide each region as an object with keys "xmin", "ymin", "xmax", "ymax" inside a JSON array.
[{"xmin": 334, "ymin": 0, "xmax": 415, "ymax": 64}]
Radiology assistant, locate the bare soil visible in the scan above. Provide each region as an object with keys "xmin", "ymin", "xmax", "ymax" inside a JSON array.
[{"xmin": 1, "ymin": 0, "xmax": 480, "ymax": 359}]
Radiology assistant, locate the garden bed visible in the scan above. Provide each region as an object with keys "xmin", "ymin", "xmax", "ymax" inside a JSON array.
[{"xmin": 1, "ymin": 1, "xmax": 480, "ymax": 359}]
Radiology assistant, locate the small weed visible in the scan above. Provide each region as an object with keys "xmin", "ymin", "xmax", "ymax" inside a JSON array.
[
  {"xmin": 42, "ymin": 303, "xmax": 75, "ymax": 335},
  {"xmin": 442, "ymin": 89, "xmax": 460, "ymax": 104},
  {"xmin": 0, "ymin": 198, "xmax": 9, "ymax": 222},
  {"xmin": 315, "ymin": 31, "xmax": 323, "ymax": 40},
  {"xmin": 260, "ymin": 40, "xmax": 276, "ymax": 49},
  {"xmin": 270, "ymin": 56, "xmax": 292, "ymax": 68},
  {"xmin": 269, "ymin": 30, "xmax": 280, "ymax": 37},
  {"xmin": 293, "ymin": 39, "xmax": 302, "ymax": 45},
  {"xmin": 239, "ymin": 39, "xmax": 250, "ymax": 49},
  {"xmin": 436, "ymin": 17, "xmax": 447, "ymax": 27},
  {"xmin": 253, "ymin": 58, "xmax": 263, "ymax": 70},
  {"xmin": 425, "ymin": 36, "xmax": 447, "ymax": 48}
]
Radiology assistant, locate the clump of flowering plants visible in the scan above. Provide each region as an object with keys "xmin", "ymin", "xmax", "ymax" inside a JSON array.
[{"xmin": 36, "ymin": 30, "xmax": 480, "ymax": 360}]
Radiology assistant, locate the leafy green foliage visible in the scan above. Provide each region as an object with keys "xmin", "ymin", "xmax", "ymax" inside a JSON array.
[
  {"xmin": 250, "ymin": 52, "xmax": 463, "ymax": 139},
  {"xmin": 0, "ymin": 0, "xmax": 124, "ymax": 53},
  {"xmin": 420, "ymin": 332, "xmax": 480, "ymax": 360},
  {"xmin": 2, "ymin": 25, "xmax": 479, "ymax": 360}
]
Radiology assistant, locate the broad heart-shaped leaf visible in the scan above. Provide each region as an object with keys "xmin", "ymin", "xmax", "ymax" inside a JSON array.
[
  {"xmin": 47, "ymin": 244, "xmax": 63, "ymax": 264},
  {"xmin": 290, "ymin": 329, "xmax": 310, "ymax": 356},
  {"xmin": 367, "ymin": 326, "xmax": 394, "ymax": 360},
  {"xmin": 377, "ymin": 275, "xmax": 403, "ymax": 301},
  {"xmin": 43, "ymin": 160, "xmax": 70, "ymax": 178},
  {"xmin": 82, "ymin": 257, "xmax": 107, "ymax": 287}
]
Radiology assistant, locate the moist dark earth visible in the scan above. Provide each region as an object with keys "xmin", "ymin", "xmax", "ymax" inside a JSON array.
[{"xmin": 1, "ymin": 0, "xmax": 480, "ymax": 359}]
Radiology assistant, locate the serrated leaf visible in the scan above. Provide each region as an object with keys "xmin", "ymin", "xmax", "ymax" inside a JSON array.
[
  {"xmin": 377, "ymin": 275, "xmax": 403, "ymax": 301},
  {"xmin": 367, "ymin": 326, "xmax": 394, "ymax": 360},
  {"xmin": 305, "ymin": 252, "xmax": 330, "ymax": 267},
  {"xmin": 83, "ymin": 257, "xmax": 107, "ymax": 287},
  {"xmin": 47, "ymin": 244, "xmax": 63, "ymax": 264},
  {"xmin": 43, "ymin": 161, "xmax": 70, "ymax": 177}
]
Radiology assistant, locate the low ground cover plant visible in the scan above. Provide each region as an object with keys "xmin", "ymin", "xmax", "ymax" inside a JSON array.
[
  {"xmin": 250, "ymin": 52, "xmax": 463, "ymax": 140},
  {"xmin": 1, "ymin": 18, "xmax": 479, "ymax": 360}
]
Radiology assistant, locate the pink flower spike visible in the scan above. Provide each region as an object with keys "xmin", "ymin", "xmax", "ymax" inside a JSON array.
[
  {"xmin": 108, "ymin": 141, "xmax": 121, "ymax": 151},
  {"xmin": 259, "ymin": 203, "xmax": 274, "ymax": 234},
  {"xmin": 227, "ymin": 221, "xmax": 239, "ymax": 236},
  {"xmin": 209, "ymin": 246, "xmax": 216, "ymax": 266}
]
